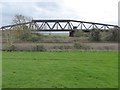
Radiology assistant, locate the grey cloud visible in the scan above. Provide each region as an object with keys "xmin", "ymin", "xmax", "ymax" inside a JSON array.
[
  {"xmin": 35, "ymin": 2, "xmax": 61, "ymax": 11},
  {"xmin": 1, "ymin": 1, "xmax": 81, "ymax": 26},
  {"xmin": 1, "ymin": 2, "xmax": 63, "ymax": 25}
]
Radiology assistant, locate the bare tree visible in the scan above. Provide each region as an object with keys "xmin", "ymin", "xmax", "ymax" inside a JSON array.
[
  {"xmin": 10, "ymin": 14, "xmax": 33, "ymax": 42},
  {"xmin": 12, "ymin": 14, "xmax": 32, "ymax": 24}
]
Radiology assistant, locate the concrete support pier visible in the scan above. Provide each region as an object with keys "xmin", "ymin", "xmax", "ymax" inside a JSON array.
[{"xmin": 69, "ymin": 31, "xmax": 75, "ymax": 37}]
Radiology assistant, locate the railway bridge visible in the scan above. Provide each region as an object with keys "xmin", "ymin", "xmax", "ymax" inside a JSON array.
[{"xmin": 0, "ymin": 19, "xmax": 119, "ymax": 37}]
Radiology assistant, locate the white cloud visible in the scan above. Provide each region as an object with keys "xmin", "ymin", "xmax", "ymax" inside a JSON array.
[
  {"xmin": 0, "ymin": 0, "xmax": 119, "ymax": 27},
  {"xmin": 118, "ymin": 1, "xmax": 120, "ymax": 27},
  {"xmin": 62, "ymin": 0, "xmax": 119, "ymax": 24}
]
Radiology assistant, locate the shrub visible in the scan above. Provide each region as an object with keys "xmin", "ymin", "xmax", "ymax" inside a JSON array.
[
  {"xmin": 7, "ymin": 45, "xmax": 16, "ymax": 51},
  {"xmin": 11, "ymin": 28, "xmax": 45, "ymax": 42},
  {"xmin": 74, "ymin": 43, "xmax": 90, "ymax": 50},
  {"xmin": 52, "ymin": 45, "xmax": 72, "ymax": 50},
  {"xmin": 74, "ymin": 30, "xmax": 89, "ymax": 37},
  {"xmin": 27, "ymin": 35, "xmax": 39, "ymax": 42},
  {"xmin": 34, "ymin": 45, "xmax": 46, "ymax": 51},
  {"xmin": 103, "ymin": 29, "xmax": 120, "ymax": 42},
  {"xmin": 13, "ymin": 29, "xmax": 31, "ymax": 41},
  {"xmin": 19, "ymin": 32, "xmax": 30, "ymax": 41},
  {"xmin": 89, "ymin": 29, "xmax": 101, "ymax": 41}
]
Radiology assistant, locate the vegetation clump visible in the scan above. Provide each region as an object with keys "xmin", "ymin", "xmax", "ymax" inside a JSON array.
[{"xmin": 89, "ymin": 29, "xmax": 101, "ymax": 41}]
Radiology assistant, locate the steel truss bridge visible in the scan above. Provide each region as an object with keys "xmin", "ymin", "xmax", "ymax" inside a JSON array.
[{"xmin": 1, "ymin": 19, "xmax": 120, "ymax": 36}]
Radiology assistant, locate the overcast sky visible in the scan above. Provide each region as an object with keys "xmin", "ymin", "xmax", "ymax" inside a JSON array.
[{"xmin": 0, "ymin": 0, "xmax": 120, "ymax": 27}]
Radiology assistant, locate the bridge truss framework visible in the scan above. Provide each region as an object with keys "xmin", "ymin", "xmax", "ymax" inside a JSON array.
[{"xmin": 1, "ymin": 19, "xmax": 120, "ymax": 37}]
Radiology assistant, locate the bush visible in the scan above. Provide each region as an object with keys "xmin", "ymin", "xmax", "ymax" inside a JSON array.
[
  {"xmin": 14, "ymin": 29, "xmax": 31, "ymax": 41},
  {"xmin": 89, "ymin": 29, "xmax": 101, "ymax": 41},
  {"xmin": 74, "ymin": 30, "xmax": 83, "ymax": 37},
  {"xmin": 74, "ymin": 30, "xmax": 89, "ymax": 37},
  {"xmin": 34, "ymin": 45, "xmax": 46, "ymax": 51},
  {"xmin": 7, "ymin": 45, "xmax": 16, "ymax": 51},
  {"xmin": 27, "ymin": 35, "xmax": 39, "ymax": 42},
  {"xmin": 52, "ymin": 45, "xmax": 72, "ymax": 50},
  {"xmin": 19, "ymin": 33, "xmax": 30, "ymax": 41},
  {"xmin": 74, "ymin": 43, "xmax": 90, "ymax": 50},
  {"xmin": 103, "ymin": 29, "xmax": 119, "ymax": 42},
  {"xmin": 11, "ymin": 28, "xmax": 44, "ymax": 42}
]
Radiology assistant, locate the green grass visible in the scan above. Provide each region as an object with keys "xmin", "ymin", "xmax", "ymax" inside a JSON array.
[{"xmin": 2, "ymin": 51, "xmax": 118, "ymax": 88}]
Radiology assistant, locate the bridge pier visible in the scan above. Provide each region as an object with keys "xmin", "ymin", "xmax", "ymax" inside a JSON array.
[{"xmin": 69, "ymin": 31, "xmax": 75, "ymax": 37}]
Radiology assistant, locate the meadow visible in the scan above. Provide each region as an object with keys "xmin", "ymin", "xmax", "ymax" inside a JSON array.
[{"xmin": 2, "ymin": 51, "xmax": 118, "ymax": 88}]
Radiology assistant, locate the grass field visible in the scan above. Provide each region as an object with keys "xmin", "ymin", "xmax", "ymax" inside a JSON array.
[{"xmin": 2, "ymin": 51, "xmax": 118, "ymax": 88}]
